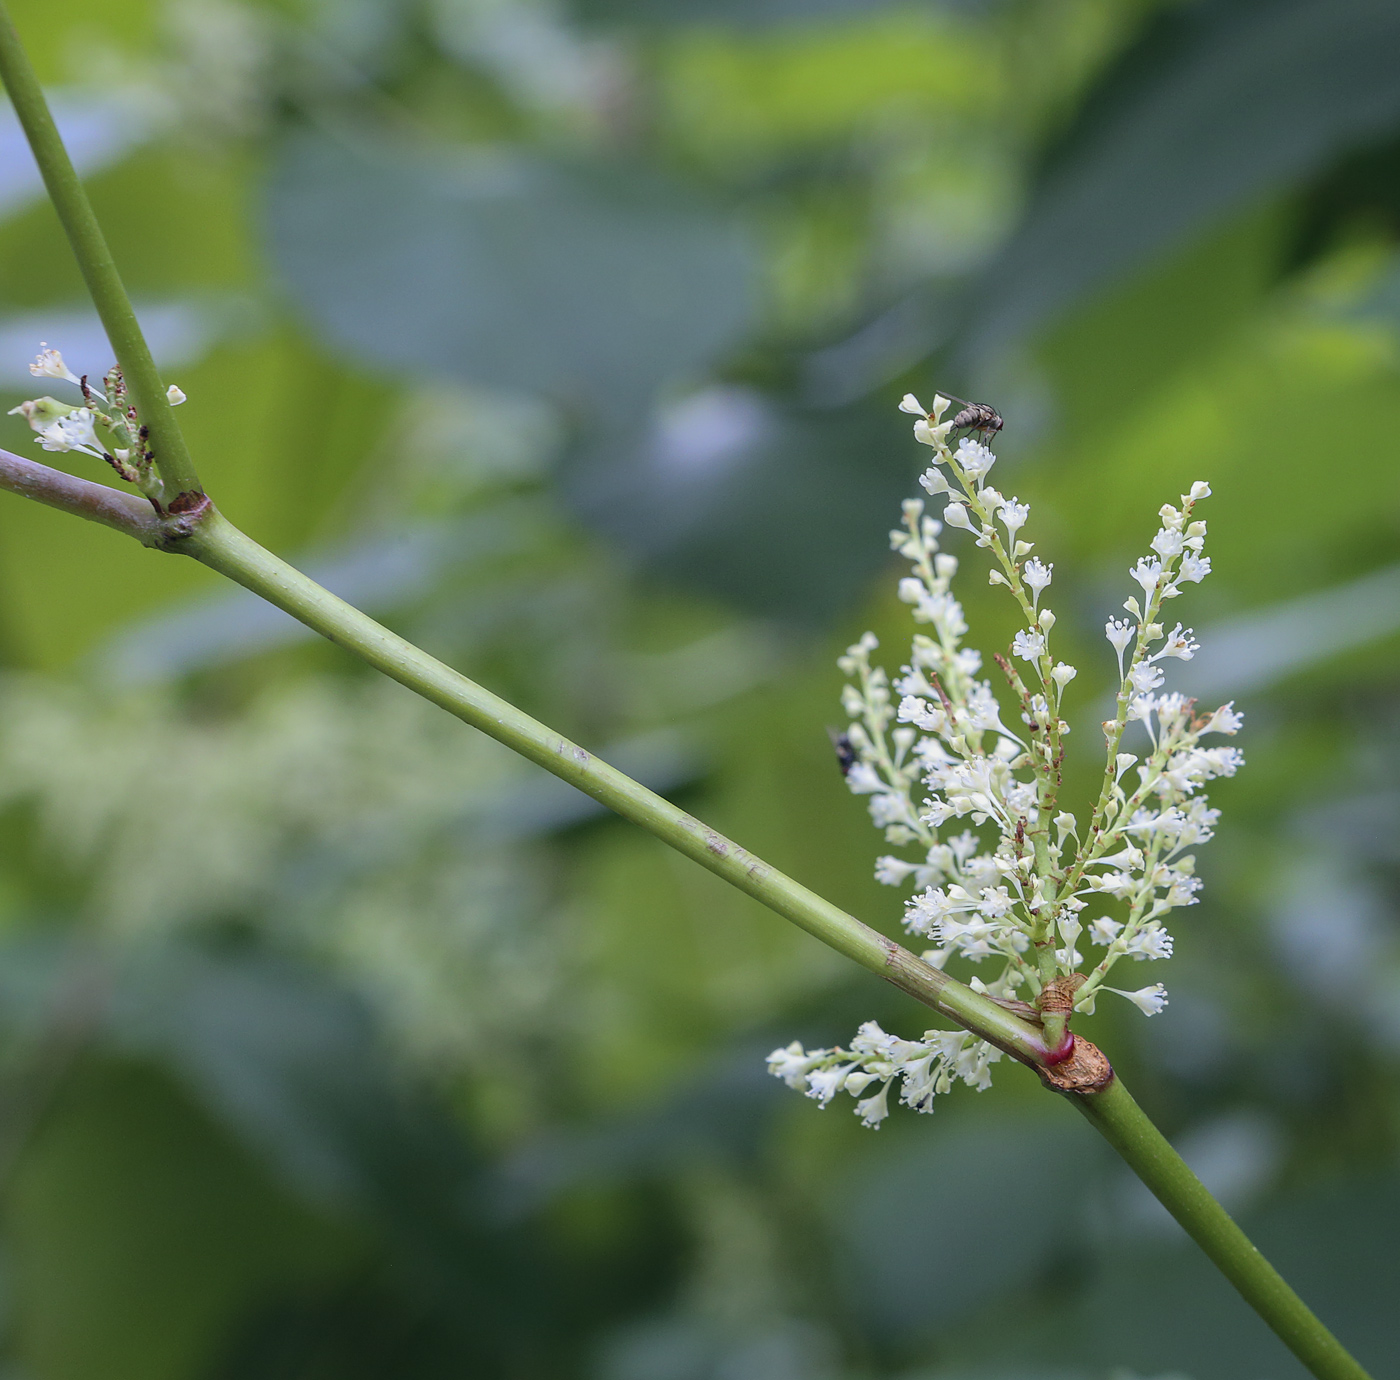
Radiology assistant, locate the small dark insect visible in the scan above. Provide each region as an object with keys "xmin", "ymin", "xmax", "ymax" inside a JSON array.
[
  {"xmin": 827, "ymin": 727, "xmax": 857, "ymax": 778},
  {"xmin": 940, "ymin": 392, "xmax": 1003, "ymax": 441}
]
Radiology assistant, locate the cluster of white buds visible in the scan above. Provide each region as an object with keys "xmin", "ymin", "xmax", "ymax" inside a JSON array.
[
  {"xmin": 8, "ymin": 344, "xmax": 186, "ymax": 505},
  {"xmin": 768, "ymin": 1022, "xmax": 1000, "ymax": 1128},
  {"xmin": 770, "ymin": 393, "xmax": 1243, "ymax": 1125}
]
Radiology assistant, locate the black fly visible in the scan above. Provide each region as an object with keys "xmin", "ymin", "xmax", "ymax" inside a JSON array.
[
  {"xmin": 939, "ymin": 391, "xmax": 1003, "ymax": 443},
  {"xmin": 827, "ymin": 727, "xmax": 857, "ymax": 777}
]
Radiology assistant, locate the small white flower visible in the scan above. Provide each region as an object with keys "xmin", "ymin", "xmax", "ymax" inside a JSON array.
[
  {"xmin": 1187, "ymin": 481, "xmax": 1211, "ymax": 501},
  {"xmin": 1151, "ymin": 527, "xmax": 1185, "ymax": 558},
  {"xmin": 874, "ymin": 855, "xmax": 917, "ymax": 886},
  {"xmin": 1011, "ymin": 629, "xmax": 1044, "ymax": 662},
  {"xmin": 1105, "ymin": 617, "xmax": 1135, "ymax": 673},
  {"xmin": 29, "ymin": 343, "xmax": 81, "ymax": 385},
  {"xmin": 1156, "ymin": 624, "xmax": 1199, "ymax": 660},
  {"xmin": 899, "ymin": 393, "xmax": 926, "ymax": 415},
  {"xmin": 919, "ymin": 466, "xmax": 952, "ymax": 496},
  {"xmin": 1129, "ymin": 664, "xmax": 1164, "ymax": 694},
  {"xmin": 1022, "ymin": 558, "xmax": 1052, "ymax": 604},
  {"xmin": 943, "ymin": 502, "xmax": 975, "ymax": 531},
  {"xmin": 855, "ymin": 1082, "xmax": 892, "ymax": 1127},
  {"xmin": 1130, "ymin": 557, "xmax": 1163, "ymax": 599},
  {"xmin": 1177, "ymin": 552, "xmax": 1211, "ymax": 584},
  {"xmin": 914, "ymin": 417, "xmax": 951, "ymax": 447},
  {"xmin": 1051, "ymin": 662, "xmax": 1077, "ymax": 688},
  {"xmin": 166, "ymin": 384, "xmax": 187, "ymax": 405},
  {"xmin": 1203, "ymin": 702, "xmax": 1243, "ymax": 735},
  {"xmin": 805, "ymin": 1064, "xmax": 855, "ymax": 1106},
  {"xmin": 1109, "ymin": 983, "xmax": 1169, "ymax": 1016},
  {"xmin": 954, "ymin": 437, "xmax": 996, "ymax": 481},
  {"xmin": 998, "ymin": 498, "xmax": 1029, "ymax": 538},
  {"xmin": 1123, "ymin": 923, "xmax": 1174, "ymax": 960},
  {"xmin": 1088, "ymin": 917, "xmax": 1123, "ymax": 946},
  {"xmin": 844, "ymin": 762, "xmax": 883, "ymax": 794},
  {"xmin": 766, "ymin": 1042, "xmax": 818, "ymax": 1089},
  {"xmin": 33, "ymin": 408, "xmax": 106, "ymax": 459}
]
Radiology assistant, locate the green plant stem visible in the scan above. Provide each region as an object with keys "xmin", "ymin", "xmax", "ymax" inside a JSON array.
[
  {"xmin": 1076, "ymin": 1078, "xmax": 1372, "ymax": 1380},
  {"xmin": 0, "ymin": 6, "xmax": 203, "ymax": 506},
  {"xmin": 180, "ymin": 508, "xmax": 1046, "ymax": 1062},
  {"xmin": 0, "ymin": 23, "xmax": 1374, "ymax": 1379}
]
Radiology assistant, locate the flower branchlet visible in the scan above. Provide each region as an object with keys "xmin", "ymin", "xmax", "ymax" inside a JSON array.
[
  {"xmin": 770, "ymin": 393, "xmax": 1243, "ymax": 1125},
  {"xmin": 8, "ymin": 344, "xmax": 186, "ymax": 510}
]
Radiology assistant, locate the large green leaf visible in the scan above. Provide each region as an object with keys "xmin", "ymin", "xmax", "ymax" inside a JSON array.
[
  {"xmin": 962, "ymin": 0, "xmax": 1400, "ymax": 360},
  {"xmin": 265, "ymin": 127, "xmax": 756, "ymax": 417}
]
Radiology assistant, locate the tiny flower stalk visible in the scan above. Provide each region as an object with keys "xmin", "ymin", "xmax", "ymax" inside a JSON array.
[{"xmin": 8, "ymin": 348, "xmax": 188, "ymax": 511}]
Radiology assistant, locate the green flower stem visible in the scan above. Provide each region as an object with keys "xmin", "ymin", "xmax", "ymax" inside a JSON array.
[
  {"xmin": 181, "ymin": 507, "xmax": 1048, "ymax": 1064},
  {"xmin": 0, "ymin": 22, "xmax": 1374, "ymax": 1379},
  {"xmin": 0, "ymin": 6, "xmax": 203, "ymax": 507},
  {"xmin": 1076, "ymin": 1078, "xmax": 1373, "ymax": 1380}
]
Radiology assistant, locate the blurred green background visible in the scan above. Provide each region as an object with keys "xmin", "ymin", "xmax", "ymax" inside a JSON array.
[{"xmin": 0, "ymin": 0, "xmax": 1397, "ymax": 1376}]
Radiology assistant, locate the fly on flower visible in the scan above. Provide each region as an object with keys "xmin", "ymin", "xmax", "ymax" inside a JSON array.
[
  {"xmin": 827, "ymin": 727, "xmax": 858, "ymax": 778},
  {"xmin": 899, "ymin": 389, "xmax": 1002, "ymax": 443}
]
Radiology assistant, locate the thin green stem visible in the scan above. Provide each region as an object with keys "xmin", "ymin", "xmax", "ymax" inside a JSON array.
[
  {"xmin": 181, "ymin": 508, "xmax": 1048, "ymax": 1065},
  {"xmin": 1075, "ymin": 1078, "xmax": 1373, "ymax": 1380},
  {"xmin": 0, "ymin": 5, "xmax": 203, "ymax": 506}
]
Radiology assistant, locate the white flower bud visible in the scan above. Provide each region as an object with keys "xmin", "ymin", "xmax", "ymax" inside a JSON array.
[
  {"xmin": 29, "ymin": 343, "xmax": 81, "ymax": 385},
  {"xmin": 1109, "ymin": 983, "xmax": 1168, "ymax": 1016}
]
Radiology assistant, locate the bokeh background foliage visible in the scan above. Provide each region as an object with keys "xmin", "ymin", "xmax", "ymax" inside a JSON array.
[{"xmin": 0, "ymin": 0, "xmax": 1399, "ymax": 1376}]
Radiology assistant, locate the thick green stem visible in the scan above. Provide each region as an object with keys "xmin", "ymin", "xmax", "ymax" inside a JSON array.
[
  {"xmin": 1075, "ymin": 1078, "xmax": 1373, "ymax": 1380},
  {"xmin": 180, "ymin": 508, "xmax": 1047, "ymax": 1063},
  {"xmin": 0, "ymin": 6, "xmax": 203, "ymax": 506}
]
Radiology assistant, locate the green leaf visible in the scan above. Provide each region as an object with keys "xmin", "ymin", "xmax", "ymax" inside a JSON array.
[
  {"xmin": 829, "ymin": 1109, "xmax": 1104, "ymax": 1335},
  {"xmin": 266, "ymin": 128, "xmax": 757, "ymax": 417},
  {"xmin": 964, "ymin": 0, "xmax": 1400, "ymax": 359}
]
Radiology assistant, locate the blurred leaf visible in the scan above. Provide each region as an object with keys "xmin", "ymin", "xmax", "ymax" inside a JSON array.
[
  {"xmin": 571, "ymin": 0, "xmax": 901, "ymax": 27},
  {"xmin": 1176, "ymin": 562, "xmax": 1400, "ymax": 700},
  {"xmin": 94, "ymin": 509, "xmax": 534, "ymax": 683},
  {"xmin": 0, "ymin": 295, "xmax": 255, "ymax": 385},
  {"xmin": 266, "ymin": 127, "xmax": 757, "ymax": 418},
  {"xmin": 963, "ymin": 0, "xmax": 1400, "ymax": 361},
  {"xmin": 563, "ymin": 390, "xmax": 915, "ymax": 622},
  {"xmin": 830, "ymin": 1109, "xmax": 1104, "ymax": 1335},
  {"xmin": 1070, "ymin": 1179, "xmax": 1400, "ymax": 1379},
  {"xmin": 5, "ymin": 1050, "xmax": 361, "ymax": 1380},
  {"xmin": 499, "ymin": 1042, "xmax": 783, "ymax": 1216},
  {"xmin": 0, "ymin": 91, "xmax": 154, "ymax": 219},
  {"xmin": 1, "ymin": 940, "xmax": 561, "ymax": 1375}
]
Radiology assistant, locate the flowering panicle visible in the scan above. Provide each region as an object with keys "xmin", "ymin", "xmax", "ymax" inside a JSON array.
[
  {"xmin": 8, "ymin": 344, "xmax": 186, "ymax": 506},
  {"xmin": 770, "ymin": 392, "xmax": 1243, "ymax": 1125},
  {"xmin": 767, "ymin": 1022, "xmax": 1001, "ymax": 1128}
]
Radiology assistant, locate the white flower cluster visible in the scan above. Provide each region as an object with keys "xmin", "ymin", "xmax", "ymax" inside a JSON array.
[
  {"xmin": 767, "ymin": 1021, "xmax": 1001, "ymax": 1128},
  {"xmin": 770, "ymin": 392, "xmax": 1243, "ymax": 1125},
  {"xmin": 8, "ymin": 344, "xmax": 186, "ymax": 503}
]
